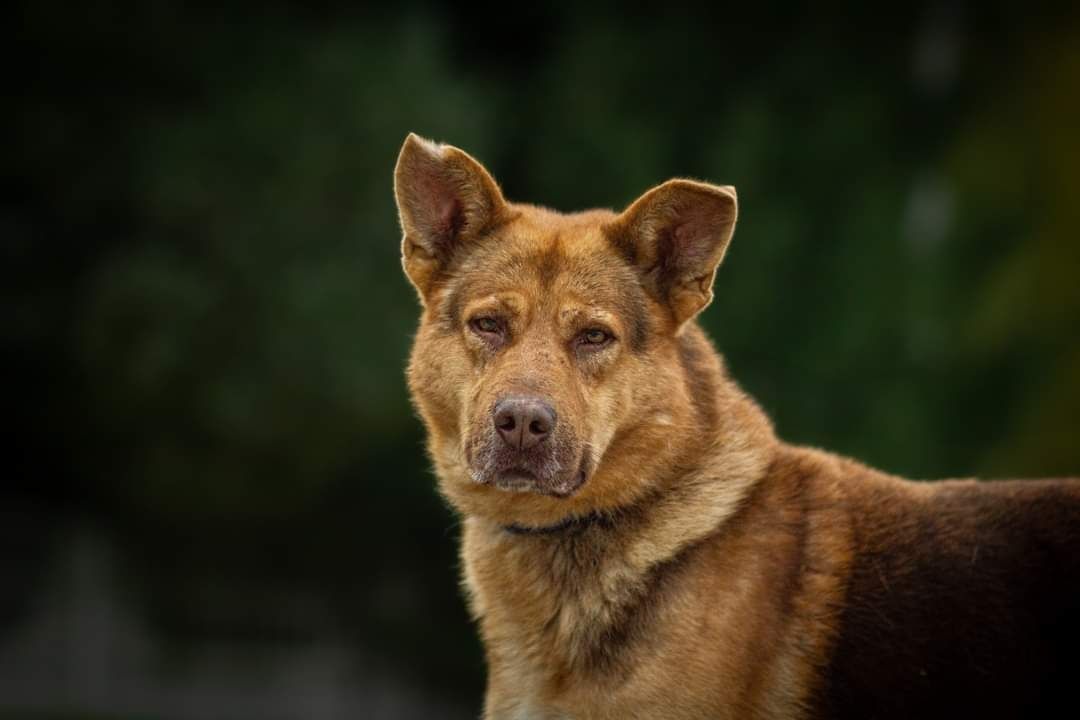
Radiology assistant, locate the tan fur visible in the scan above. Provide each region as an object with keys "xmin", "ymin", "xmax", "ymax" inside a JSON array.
[{"xmin": 394, "ymin": 134, "xmax": 1080, "ymax": 720}]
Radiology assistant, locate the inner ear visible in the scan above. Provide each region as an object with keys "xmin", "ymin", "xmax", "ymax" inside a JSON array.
[
  {"xmin": 605, "ymin": 179, "xmax": 737, "ymax": 327},
  {"xmin": 419, "ymin": 196, "xmax": 464, "ymax": 263}
]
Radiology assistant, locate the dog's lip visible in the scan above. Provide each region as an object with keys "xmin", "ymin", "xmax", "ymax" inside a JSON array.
[
  {"xmin": 498, "ymin": 467, "xmax": 537, "ymax": 481},
  {"xmin": 490, "ymin": 464, "xmax": 588, "ymax": 498},
  {"xmin": 492, "ymin": 467, "xmax": 541, "ymax": 493}
]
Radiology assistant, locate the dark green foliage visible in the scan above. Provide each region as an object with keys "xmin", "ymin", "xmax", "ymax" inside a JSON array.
[{"xmin": 5, "ymin": 1, "xmax": 1079, "ymax": 711}]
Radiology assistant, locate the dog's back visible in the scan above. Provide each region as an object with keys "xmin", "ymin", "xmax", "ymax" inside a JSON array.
[{"xmin": 819, "ymin": 472, "xmax": 1080, "ymax": 718}]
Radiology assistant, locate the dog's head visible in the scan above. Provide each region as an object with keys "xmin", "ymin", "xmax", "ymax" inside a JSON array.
[{"xmin": 396, "ymin": 134, "xmax": 738, "ymax": 528}]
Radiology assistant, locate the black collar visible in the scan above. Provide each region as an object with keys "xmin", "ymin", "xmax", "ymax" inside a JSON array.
[{"xmin": 502, "ymin": 511, "xmax": 605, "ymax": 536}]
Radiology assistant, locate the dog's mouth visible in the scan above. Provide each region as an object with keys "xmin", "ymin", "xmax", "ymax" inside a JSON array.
[
  {"xmin": 466, "ymin": 442, "xmax": 591, "ymax": 498},
  {"xmin": 493, "ymin": 467, "xmax": 542, "ymax": 493},
  {"xmin": 492, "ymin": 463, "xmax": 588, "ymax": 498}
]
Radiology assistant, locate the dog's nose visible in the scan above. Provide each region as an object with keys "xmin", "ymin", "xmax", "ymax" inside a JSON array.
[{"xmin": 493, "ymin": 397, "xmax": 556, "ymax": 450}]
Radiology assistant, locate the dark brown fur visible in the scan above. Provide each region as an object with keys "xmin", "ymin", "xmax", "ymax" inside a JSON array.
[{"xmin": 393, "ymin": 134, "xmax": 1080, "ymax": 719}]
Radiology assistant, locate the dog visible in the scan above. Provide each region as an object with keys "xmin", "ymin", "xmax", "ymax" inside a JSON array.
[{"xmin": 393, "ymin": 133, "xmax": 1080, "ymax": 719}]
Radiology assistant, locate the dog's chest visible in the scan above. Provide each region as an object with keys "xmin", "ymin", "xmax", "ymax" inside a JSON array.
[{"xmin": 465, "ymin": 531, "xmax": 733, "ymax": 720}]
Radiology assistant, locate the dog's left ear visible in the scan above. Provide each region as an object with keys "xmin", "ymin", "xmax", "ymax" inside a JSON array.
[
  {"xmin": 605, "ymin": 179, "xmax": 737, "ymax": 327},
  {"xmin": 394, "ymin": 133, "xmax": 509, "ymax": 301}
]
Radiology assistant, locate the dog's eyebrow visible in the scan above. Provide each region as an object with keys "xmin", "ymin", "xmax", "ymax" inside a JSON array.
[
  {"xmin": 441, "ymin": 281, "xmax": 467, "ymax": 332},
  {"xmin": 594, "ymin": 268, "xmax": 649, "ymax": 352},
  {"xmin": 622, "ymin": 283, "xmax": 650, "ymax": 352}
]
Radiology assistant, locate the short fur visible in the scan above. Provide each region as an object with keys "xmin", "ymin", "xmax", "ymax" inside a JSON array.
[{"xmin": 394, "ymin": 133, "xmax": 1080, "ymax": 720}]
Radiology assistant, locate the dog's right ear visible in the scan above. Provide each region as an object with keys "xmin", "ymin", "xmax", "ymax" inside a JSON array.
[{"xmin": 394, "ymin": 133, "xmax": 508, "ymax": 300}]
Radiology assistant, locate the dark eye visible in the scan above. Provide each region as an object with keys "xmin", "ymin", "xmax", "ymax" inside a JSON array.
[
  {"xmin": 471, "ymin": 317, "xmax": 501, "ymax": 334},
  {"xmin": 580, "ymin": 328, "xmax": 611, "ymax": 346}
]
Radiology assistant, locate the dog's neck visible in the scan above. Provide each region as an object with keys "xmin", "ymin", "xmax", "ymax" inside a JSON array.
[{"xmin": 461, "ymin": 377, "xmax": 778, "ymax": 681}]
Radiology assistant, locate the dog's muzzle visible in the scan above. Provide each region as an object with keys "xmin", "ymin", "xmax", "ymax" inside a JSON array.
[{"xmin": 467, "ymin": 394, "xmax": 585, "ymax": 497}]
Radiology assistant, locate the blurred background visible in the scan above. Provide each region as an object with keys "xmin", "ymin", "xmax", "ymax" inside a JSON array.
[{"xmin": 5, "ymin": 2, "xmax": 1080, "ymax": 718}]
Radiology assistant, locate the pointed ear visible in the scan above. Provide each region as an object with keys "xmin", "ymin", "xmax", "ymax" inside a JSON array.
[
  {"xmin": 605, "ymin": 179, "xmax": 738, "ymax": 327},
  {"xmin": 394, "ymin": 133, "xmax": 509, "ymax": 299}
]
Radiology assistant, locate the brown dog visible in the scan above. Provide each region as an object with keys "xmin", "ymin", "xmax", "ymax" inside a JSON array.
[{"xmin": 393, "ymin": 133, "xmax": 1080, "ymax": 720}]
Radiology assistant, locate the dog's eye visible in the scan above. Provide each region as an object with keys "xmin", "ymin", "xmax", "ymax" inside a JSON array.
[
  {"xmin": 471, "ymin": 317, "xmax": 501, "ymax": 335},
  {"xmin": 580, "ymin": 328, "xmax": 612, "ymax": 346}
]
